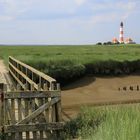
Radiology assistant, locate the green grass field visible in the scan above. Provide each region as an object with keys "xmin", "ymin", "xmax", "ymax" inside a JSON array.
[
  {"xmin": 0, "ymin": 44, "xmax": 140, "ymax": 139},
  {"xmin": 0, "ymin": 44, "xmax": 140, "ymax": 85},
  {"xmin": 0, "ymin": 44, "xmax": 140, "ymax": 63}
]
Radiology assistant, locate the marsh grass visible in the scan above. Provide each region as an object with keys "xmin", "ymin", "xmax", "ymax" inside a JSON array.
[
  {"xmin": 61, "ymin": 105, "xmax": 140, "ymax": 140},
  {"xmin": 0, "ymin": 44, "xmax": 140, "ymax": 85}
]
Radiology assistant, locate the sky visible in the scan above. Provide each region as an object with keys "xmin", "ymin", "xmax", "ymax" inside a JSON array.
[{"xmin": 0, "ymin": 0, "xmax": 140, "ymax": 45}]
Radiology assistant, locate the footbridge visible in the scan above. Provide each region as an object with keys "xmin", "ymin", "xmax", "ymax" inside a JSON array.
[{"xmin": 0, "ymin": 56, "xmax": 63, "ymax": 140}]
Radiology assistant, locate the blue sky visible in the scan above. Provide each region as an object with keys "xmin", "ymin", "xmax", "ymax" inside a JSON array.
[{"xmin": 0, "ymin": 0, "xmax": 139, "ymax": 45}]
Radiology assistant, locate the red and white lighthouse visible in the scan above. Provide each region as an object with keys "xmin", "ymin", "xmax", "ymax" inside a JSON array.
[{"xmin": 119, "ymin": 22, "xmax": 124, "ymax": 43}]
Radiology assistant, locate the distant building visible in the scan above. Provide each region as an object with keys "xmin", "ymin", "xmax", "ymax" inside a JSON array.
[
  {"xmin": 112, "ymin": 38, "xmax": 119, "ymax": 44},
  {"xmin": 111, "ymin": 22, "xmax": 136, "ymax": 44},
  {"xmin": 125, "ymin": 38, "xmax": 136, "ymax": 44}
]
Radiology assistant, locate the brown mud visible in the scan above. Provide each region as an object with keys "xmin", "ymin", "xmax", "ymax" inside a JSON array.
[{"xmin": 62, "ymin": 75, "xmax": 140, "ymax": 121}]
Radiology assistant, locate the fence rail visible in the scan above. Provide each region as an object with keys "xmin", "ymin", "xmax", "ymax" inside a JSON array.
[{"xmin": 9, "ymin": 56, "xmax": 56, "ymax": 91}]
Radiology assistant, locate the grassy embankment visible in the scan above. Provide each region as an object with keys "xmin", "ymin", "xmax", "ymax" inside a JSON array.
[{"xmin": 0, "ymin": 44, "xmax": 140, "ymax": 85}]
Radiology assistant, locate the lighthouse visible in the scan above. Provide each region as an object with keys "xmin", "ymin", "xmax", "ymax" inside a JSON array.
[
  {"xmin": 119, "ymin": 22, "xmax": 124, "ymax": 43},
  {"xmin": 112, "ymin": 22, "xmax": 136, "ymax": 44}
]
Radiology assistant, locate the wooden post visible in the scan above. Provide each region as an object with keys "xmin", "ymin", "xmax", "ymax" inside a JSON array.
[
  {"xmin": 51, "ymin": 83, "xmax": 56, "ymax": 122},
  {"xmin": 17, "ymin": 63, "xmax": 19, "ymax": 80},
  {"xmin": 39, "ymin": 76, "xmax": 42, "ymax": 89},
  {"xmin": 55, "ymin": 83, "xmax": 62, "ymax": 122},
  {"xmin": 21, "ymin": 66, "xmax": 24, "ymax": 84},
  {"xmin": 0, "ymin": 84, "xmax": 4, "ymax": 140},
  {"xmin": 56, "ymin": 83, "xmax": 60, "ymax": 91},
  {"xmin": 38, "ymin": 84, "xmax": 41, "ymax": 91},
  {"xmin": 49, "ymin": 82, "xmax": 52, "ymax": 91},
  {"xmin": 30, "ymin": 84, "xmax": 34, "ymax": 91},
  {"xmin": 25, "ymin": 68, "xmax": 28, "ymax": 86},
  {"xmin": 43, "ymin": 83, "xmax": 48, "ymax": 91},
  {"xmin": 55, "ymin": 83, "xmax": 62, "ymax": 139},
  {"xmin": 48, "ymin": 83, "xmax": 53, "ymax": 123}
]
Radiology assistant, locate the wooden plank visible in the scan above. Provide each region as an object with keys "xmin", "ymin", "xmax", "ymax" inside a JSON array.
[
  {"xmin": 17, "ymin": 98, "xmax": 22, "ymax": 139},
  {"xmin": 55, "ymin": 101, "xmax": 62, "ymax": 122},
  {"xmin": 18, "ymin": 99, "xmax": 22, "ymax": 121},
  {"xmin": 16, "ymin": 97, "xmax": 60, "ymax": 124},
  {"xmin": 33, "ymin": 131, "xmax": 37, "ymax": 140},
  {"xmin": 37, "ymin": 98, "xmax": 44, "ymax": 139},
  {"xmin": 43, "ymin": 83, "xmax": 48, "ymax": 91},
  {"xmin": 11, "ymin": 98, "xmax": 16, "ymax": 139},
  {"xmin": 5, "ymin": 100, "xmax": 12, "ymax": 125},
  {"xmin": 28, "ymin": 98, "xmax": 33, "ymax": 139},
  {"xmin": 17, "ymin": 84, "xmax": 23, "ymax": 139},
  {"xmin": 4, "ymin": 122, "xmax": 64, "ymax": 133},
  {"xmin": 20, "ymin": 99, "xmax": 26, "ymax": 120},
  {"xmin": 51, "ymin": 83, "xmax": 56, "ymax": 122},
  {"xmin": 24, "ymin": 98, "xmax": 30, "ymax": 139},
  {"xmin": 31, "ymin": 98, "xmax": 38, "ymax": 140},
  {"xmin": 43, "ymin": 98, "xmax": 49, "ymax": 123},
  {"xmin": 9, "ymin": 56, "xmax": 56, "ymax": 83},
  {"xmin": 0, "ymin": 85, "xmax": 4, "ymax": 137},
  {"xmin": 4, "ymin": 99, "xmax": 8, "ymax": 125},
  {"xmin": 5, "ymin": 91, "xmax": 60, "ymax": 99},
  {"xmin": 55, "ymin": 83, "xmax": 62, "ymax": 122},
  {"xmin": 11, "ymin": 99, "xmax": 16, "ymax": 124}
]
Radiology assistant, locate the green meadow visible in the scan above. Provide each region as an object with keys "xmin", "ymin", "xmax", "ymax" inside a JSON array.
[
  {"xmin": 0, "ymin": 44, "xmax": 140, "ymax": 139},
  {"xmin": 0, "ymin": 44, "xmax": 140, "ymax": 85},
  {"xmin": 0, "ymin": 44, "xmax": 140, "ymax": 63}
]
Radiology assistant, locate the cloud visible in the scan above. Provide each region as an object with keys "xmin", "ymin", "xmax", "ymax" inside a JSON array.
[
  {"xmin": 0, "ymin": 15, "xmax": 14, "ymax": 21},
  {"xmin": 0, "ymin": 0, "xmax": 33, "ymax": 21},
  {"xmin": 0, "ymin": 0, "xmax": 139, "ymax": 22},
  {"xmin": 0, "ymin": 0, "xmax": 87, "ymax": 21},
  {"xmin": 119, "ymin": 1, "xmax": 137, "ymax": 20},
  {"xmin": 88, "ymin": 0, "xmax": 138, "ymax": 23},
  {"xmin": 74, "ymin": 0, "xmax": 86, "ymax": 6}
]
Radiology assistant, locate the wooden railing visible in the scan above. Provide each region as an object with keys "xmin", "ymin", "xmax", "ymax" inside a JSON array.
[{"xmin": 9, "ymin": 56, "xmax": 57, "ymax": 91}]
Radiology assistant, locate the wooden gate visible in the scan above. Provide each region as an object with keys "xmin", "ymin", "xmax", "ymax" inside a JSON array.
[
  {"xmin": 0, "ymin": 57, "xmax": 63, "ymax": 140},
  {"xmin": 0, "ymin": 84, "xmax": 63, "ymax": 140}
]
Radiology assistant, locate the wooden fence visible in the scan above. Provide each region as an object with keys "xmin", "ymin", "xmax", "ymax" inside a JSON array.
[
  {"xmin": 0, "ymin": 57, "xmax": 63, "ymax": 140},
  {"xmin": 8, "ymin": 56, "xmax": 56, "ymax": 91}
]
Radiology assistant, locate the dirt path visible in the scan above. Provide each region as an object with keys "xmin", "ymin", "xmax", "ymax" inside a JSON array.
[
  {"xmin": 0, "ymin": 60, "xmax": 13, "ymax": 91},
  {"xmin": 62, "ymin": 75, "xmax": 140, "ymax": 120},
  {"xmin": 0, "ymin": 60, "xmax": 8, "ymax": 84},
  {"xmin": 0, "ymin": 60, "xmax": 7, "ymax": 73}
]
